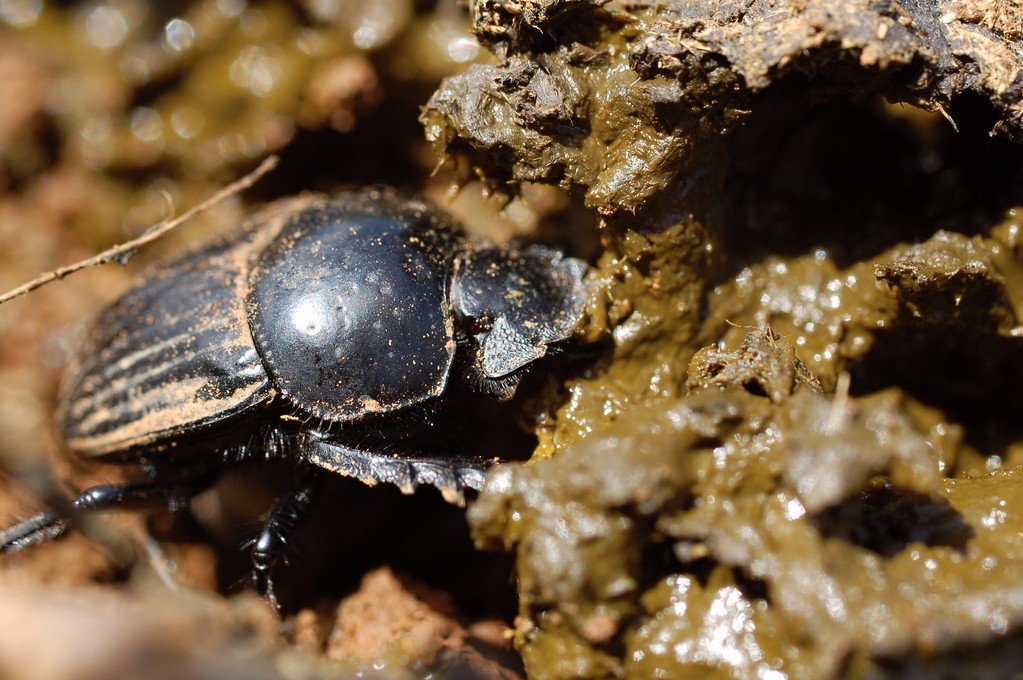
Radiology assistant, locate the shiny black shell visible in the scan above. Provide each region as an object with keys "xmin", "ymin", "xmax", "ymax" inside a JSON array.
[{"xmin": 248, "ymin": 195, "xmax": 462, "ymax": 421}]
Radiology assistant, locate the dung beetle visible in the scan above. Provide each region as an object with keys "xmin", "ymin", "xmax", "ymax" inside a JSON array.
[{"xmin": 0, "ymin": 187, "xmax": 588, "ymax": 600}]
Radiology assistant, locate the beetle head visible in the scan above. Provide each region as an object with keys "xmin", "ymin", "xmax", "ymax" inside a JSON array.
[{"xmin": 451, "ymin": 245, "xmax": 588, "ymax": 399}]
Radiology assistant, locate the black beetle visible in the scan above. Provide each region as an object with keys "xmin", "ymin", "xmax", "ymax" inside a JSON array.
[{"xmin": 0, "ymin": 187, "xmax": 588, "ymax": 600}]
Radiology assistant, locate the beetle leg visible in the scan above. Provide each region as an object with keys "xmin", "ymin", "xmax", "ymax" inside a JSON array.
[
  {"xmin": 0, "ymin": 509, "xmax": 66, "ymax": 553},
  {"xmin": 304, "ymin": 436, "xmax": 491, "ymax": 505},
  {"xmin": 0, "ymin": 480, "xmax": 206, "ymax": 555},
  {"xmin": 250, "ymin": 467, "xmax": 321, "ymax": 608}
]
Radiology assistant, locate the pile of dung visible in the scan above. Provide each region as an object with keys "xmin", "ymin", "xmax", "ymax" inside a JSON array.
[{"xmin": 424, "ymin": 1, "xmax": 1023, "ymax": 677}]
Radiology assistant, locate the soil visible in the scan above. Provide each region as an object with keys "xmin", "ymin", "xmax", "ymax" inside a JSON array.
[{"xmin": 1, "ymin": 1, "xmax": 1023, "ymax": 679}]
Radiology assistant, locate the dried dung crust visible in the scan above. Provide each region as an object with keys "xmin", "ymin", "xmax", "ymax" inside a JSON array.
[{"xmin": 425, "ymin": 0, "xmax": 1023, "ymax": 216}]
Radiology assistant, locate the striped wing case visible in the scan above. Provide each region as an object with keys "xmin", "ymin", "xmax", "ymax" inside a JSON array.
[{"xmin": 58, "ymin": 199, "xmax": 313, "ymax": 456}]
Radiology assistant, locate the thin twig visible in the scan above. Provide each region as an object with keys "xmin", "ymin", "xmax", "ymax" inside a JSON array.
[{"xmin": 0, "ymin": 155, "xmax": 279, "ymax": 306}]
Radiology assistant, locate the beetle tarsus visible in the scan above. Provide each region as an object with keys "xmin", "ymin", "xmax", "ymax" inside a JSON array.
[
  {"xmin": 0, "ymin": 510, "xmax": 67, "ymax": 554},
  {"xmin": 2, "ymin": 478, "xmax": 217, "ymax": 555},
  {"xmin": 250, "ymin": 469, "xmax": 321, "ymax": 603}
]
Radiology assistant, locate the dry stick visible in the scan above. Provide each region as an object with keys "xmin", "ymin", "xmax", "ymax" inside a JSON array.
[{"xmin": 0, "ymin": 155, "xmax": 279, "ymax": 307}]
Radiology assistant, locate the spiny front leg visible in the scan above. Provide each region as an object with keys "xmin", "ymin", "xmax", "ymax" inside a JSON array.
[{"xmin": 301, "ymin": 432, "xmax": 492, "ymax": 505}]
